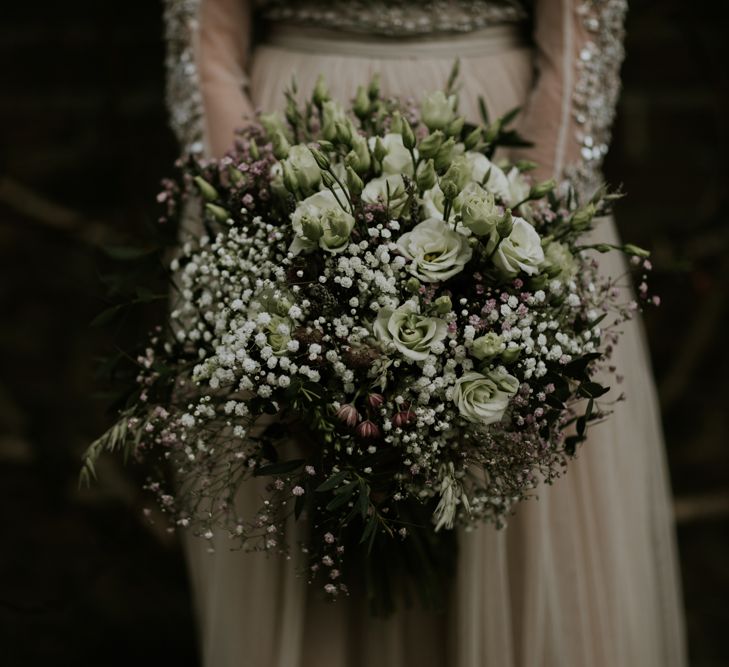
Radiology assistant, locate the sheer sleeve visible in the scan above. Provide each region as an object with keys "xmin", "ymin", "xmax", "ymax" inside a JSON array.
[
  {"xmin": 164, "ymin": 0, "xmax": 253, "ymax": 158},
  {"xmin": 515, "ymin": 0, "xmax": 628, "ymax": 196}
]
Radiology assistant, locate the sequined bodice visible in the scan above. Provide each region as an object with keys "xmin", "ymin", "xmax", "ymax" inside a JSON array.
[{"xmin": 257, "ymin": 0, "xmax": 529, "ymax": 36}]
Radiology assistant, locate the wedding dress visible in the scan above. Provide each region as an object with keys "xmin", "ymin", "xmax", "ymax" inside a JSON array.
[{"xmin": 163, "ymin": 1, "xmax": 687, "ymax": 665}]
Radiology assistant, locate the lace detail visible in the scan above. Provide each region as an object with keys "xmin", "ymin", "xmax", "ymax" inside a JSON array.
[
  {"xmin": 164, "ymin": 0, "xmax": 205, "ymax": 155},
  {"xmin": 259, "ymin": 0, "xmax": 528, "ymax": 36},
  {"xmin": 565, "ymin": 0, "xmax": 628, "ymax": 196}
]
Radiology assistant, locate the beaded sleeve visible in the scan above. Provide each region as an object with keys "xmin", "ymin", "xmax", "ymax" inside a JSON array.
[
  {"xmin": 163, "ymin": 0, "xmax": 205, "ymax": 155},
  {"xmin": 516, "ymin": 0, "xmax": 628, "ymax": 197}
]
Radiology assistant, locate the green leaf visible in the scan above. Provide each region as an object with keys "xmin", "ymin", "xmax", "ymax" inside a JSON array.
[
  {"xmin": 102, "ymin": 245, "xmax": 158, "ymax": 261},
  {"xmin": 499, "ymin": 106, "xmax": 522, "ymax": 127},
  {"xmin": 315, "ymin": 470, "xmax": 348, "ymax": 493},
  {"xmin": 325, "ymin": 481, "xmax": 357, "ymax": 511},
  {"xmin": 478, "ymin": 97, "xmax": 490, "ymax": 126},
  {"xmin": 358, "ymin": 482, "xmax": 371, "ymax": 520},
  {"xmin": 90, "ymin": 304, "xmax": 124, "ymax": 327},
  {"xmin": 578, "ymin": 382, "xmax": 610, "ymax": 399},
  {"xmin": 253, "ymin": 458, "xmax": 305, "ymax": 477}
]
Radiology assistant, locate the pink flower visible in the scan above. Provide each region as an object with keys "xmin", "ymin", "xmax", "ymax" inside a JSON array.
[
  {"xmin": 367, "ymin": 393, "xmax": 384, "ymax": 409},
  {"xmin": 356, "ymin": 420, "xmax": 381, "ymax": 439},
  {"xmin": 336, "ymin": 404, "xmax": 360, "ymax": 427},
  {"xmin": 292, "ymin": 486, "xmax": 305, "ymax": 497},
  {"xmin": 392, "ymin": 409, "xmax": 415, "ymax": 428}
]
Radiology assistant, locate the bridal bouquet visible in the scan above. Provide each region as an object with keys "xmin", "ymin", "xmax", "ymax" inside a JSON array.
[{"xmin": 84, "ymin": 71, "xmax": 652, "ymax": 611}]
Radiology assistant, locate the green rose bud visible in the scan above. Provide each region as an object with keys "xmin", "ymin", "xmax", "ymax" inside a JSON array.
[
  {"xmin": 418, "ymin": 130, "xmax": 444, "ymax": 159},
  {"xmin": 353, "ymin": 85, "xmax": 370, "ymax": 119},
  {"xmin": 501, "ymin": 346, "xmax": 521, "ymax": 364},
  {"xmin": 434, "ymin": 295, "xmax": 452, "ymax": 314},
  {"xmin": 405, "ymin": 277, "xmax": 421, "ymax": 294},
  {"xmin": 193, "ymin": 176, "xmax": 218, "ymax": 202},
  {"xmin": 471, "ymin": 332, "xmax": 503, "ymax": 360},
  {"xmin": 421, "ymin": 90, "xmax": 457, "ymax": 131},
  {"xmin": 416, "ymin": 159, "xmax": 437, "ymax": 191},
  {"xmin": 346, "ymin": 166, "xmax": 364, "ymax": 196},
  {"xmin": 271, "ymin": 131, "xmax": 290, "ymax": 159}
]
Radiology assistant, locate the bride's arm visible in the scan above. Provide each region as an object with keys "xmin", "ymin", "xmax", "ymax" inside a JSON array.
[
  {"xmin": 514, "ymin": 0, "xmax": 628, "ymax": 196},
  {"xmin": 164, "ymin": 0, "xmax": 253, "ymax": 158}
]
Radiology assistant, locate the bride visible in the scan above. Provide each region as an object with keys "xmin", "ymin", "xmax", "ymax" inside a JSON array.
[{"xmin": 163, "ymin": 1, "xmax": 687, "ymax": 665}]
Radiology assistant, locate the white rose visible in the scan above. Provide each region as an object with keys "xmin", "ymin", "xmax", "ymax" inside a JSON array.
[
  {"xmin": 362, "ymin": 174, "xmax": 409, "ymax": 216},
  {"xmin": 453, "ymin": 369, "xmax": 519, "ymax": 425},
  {"xmin": 493, "ymin": 218, "xmax": 545, "ymax": 277},
  {"xmin": 290, "ymin": 189, "xmax": 355, "ymax": 255},
  {"xmin": 396, "ymin": 218, "xmax": 473, "ymax": 283},
  {"xmin": 373, "ymin": 302, "xmax": 447, "ymax": 361},
  {"xmin": 369, "ymin": 133, "xmax": 415, "ymax": 177}
]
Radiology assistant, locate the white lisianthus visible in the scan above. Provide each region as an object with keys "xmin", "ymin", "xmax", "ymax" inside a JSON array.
[
  {"xmin": 493, "ymin": 218, "xmax": 545, "ymax": 277},
  {"xmin": 396, "ymin": 218, "xmax": 473, "ymax": 282},
  {"xmin": 290, "ymin": 189, "xmax": 355, "ymax": 255},
  {"xmin": 453, "ymin": 369, "xmax": 519, "ymax": 425},
  {"xmin": 369, "ymin": 133, "xmax": 415, "ymax": 177},
  {"xmin": 362, "ymin": 174, "xmax": 409, "ymax": 216},
  {"xmin": 542, "ymin": 240, "xmax": 578, "ymax": 278},
  {"xmin": 505, "ymin": 166, "xmax": 531, "ymax": 207},
  {"xmin": 421, "ymin": 184, "xmax": 447, "ymax": 220},
  {"xmin": 262, "ymin": 315, "xmax": 292, "ymax": 356},
  {"xmin": 458, "ymin": 185, "xmax": 501, "ymax": 237},
  {"xmin": 373, "ymin": 302, "xmax": 448, "ymax": 361},
  {"xmin": 420, "ymin": 90, "xmax": 457, "ymax": 131},
  {"xmin": 470, "ymin": 331, "xmax": 504, "ymax": 360},
  {"xmin": 282, "ymin": 145, "xmax": 321, "ymax": 194},
  {"xmin": 460, "ymin": 151, "xmax": 512, "ymax": 202}
]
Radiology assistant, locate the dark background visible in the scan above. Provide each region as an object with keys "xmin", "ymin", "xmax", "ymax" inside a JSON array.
[{"xmin": 1, "ymin": 1, "xmax": 728, "ymax": 665}]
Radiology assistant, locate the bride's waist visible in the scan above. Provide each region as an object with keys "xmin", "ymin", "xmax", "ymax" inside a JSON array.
[{"xmin": 262, "ymin": 23, "xmax": 530, "ymax": 59}]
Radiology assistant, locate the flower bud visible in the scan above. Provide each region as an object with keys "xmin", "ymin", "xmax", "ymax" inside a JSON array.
[
  {"xmin": 335, "ymin": 120, "xmax": 353, "ymax": 145},
  {"xmin": 389, "ymin": 111, "xmax": 404, "ymax": 135},
  {"xmin": 463, "ymin": 127, "xmax": 482, "ymax": 150},
  {"xmin": 228, "ymin": 166, "xmax": 246, "ymax": 186},
  {"xmin": 441, "ymin": 158, "xmax": 470, "ymax": 193},
  {"xmin": 346, "ymin": 166, "xmax": 364, "ymax": 196},
  {"xmin": 434, "ymin": 295, "xmax": 452, "ymax": 314},
  {"xmin": 205, "ymin": 203, "xmax": 229, "ymax": 223},
  {"xmin": 446, "ymin": 116, "xmax": 464, "ymax": 137},
  {"xmin": 249, "ymin": 139, "xmax": 260, "ymax": 160},
  {"xmin": 515, "ymin": 160, "xmax": 538, "ymax": 172},
  {"xmin": 353, "ymin": 85, "xmax": 370, "ymax": 119},
  {"xmin": 571, "ymin": 203, "xmax": 596, "ymax": 229},
  {"xmin": 308, "ymin": 146, "xmax": 331, "ymax": 170},
  {"xmin": 336, "ymin": 403, "xmax": 360, "ymax": 427},
  {"xmin": 471, "ymin": 332, "xmax": 502, "ymax": 360},
  {"xmin": 421, "ymin": 90, "xmax": 457, "ymax": 131},
  {"xmin": 312, "ymin": 74, "xmax": 330, "ymax": 106},
  {"xmin": 401, "ymin": 119, "xmax": 416, "ymax": 150},
  {"xmin": 271, "ymin": 131, "xmax": 290, "ymax": 159},
  {"xmin": 194, "ymin": 176, "xmax": 219, "ymax": 202},
  {"xmin": 441, "ymin": 179, "xmax": 460, "ymax": 201},
  {"xmin": 350, "ymin": 135, "xmax": 371, "ymax": 174},
  {"xmin": 367, "ymin": 393, "xmax": 384, "ymax": 409},
  {"xmin": 391, "ymin": 409, "xmax": 415, "ymax": 428},
  {"xmin": 418, "ymin": 130, "xmax": 444, "ymax": 159},
  {"xmin": 301, "ymin": 216, "xmax": 324, "ymax": 242},
  {"xmin": 405, "ymin": 277, "xmax": 421, "ymax": 293},
  {"xmin": 529, "ymin": 179, "xmax": 557, "ymax": 200},
  {"xmin": 259, "ymin": 112, "xmax": 288, "ymax": 140},
  {"xmin": 368, "ymin": 73, "xmax": 381, "ymax": 100},
  {"xmin": 416, "ymin": 159, "xmax": 437, "ymax": 191},
  {"xmin": 434, "ymin": 137, "xmax": 456, "ymax": 172},
  {"xmin": 501, "ymin": 346, "xmax": 521, "ymax": 363},
  {"xmin": 622, "ymin": 243, "xmax": 651, "ymax": 258},
  {"xmin": 356, "ymin": 420, "xmax": 381, "ymax": 439},
  {"xmin": 497, "ymin": 209, "xmax": 514, "ymax": 238},
  {"xmin": 282, "ymin": 161, "xmax": 298, "ymax": 194},
  {"xmin": 321, "ymin": 170, "xmax": 337, "ymax": 189},
  {"xmin": 373, "ymin": 136, "xmax": 388, "ymax": 163}
]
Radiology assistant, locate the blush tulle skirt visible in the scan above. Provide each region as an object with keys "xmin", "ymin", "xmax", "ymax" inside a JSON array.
[{"xmin": 182, "ymin": 25, "xmax": 687, "ymax": 667}]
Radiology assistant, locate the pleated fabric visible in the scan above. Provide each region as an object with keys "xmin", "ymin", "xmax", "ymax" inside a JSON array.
[{"xmin": 182, "ymin": 31, "xmax": 687, "ymax": 667}]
